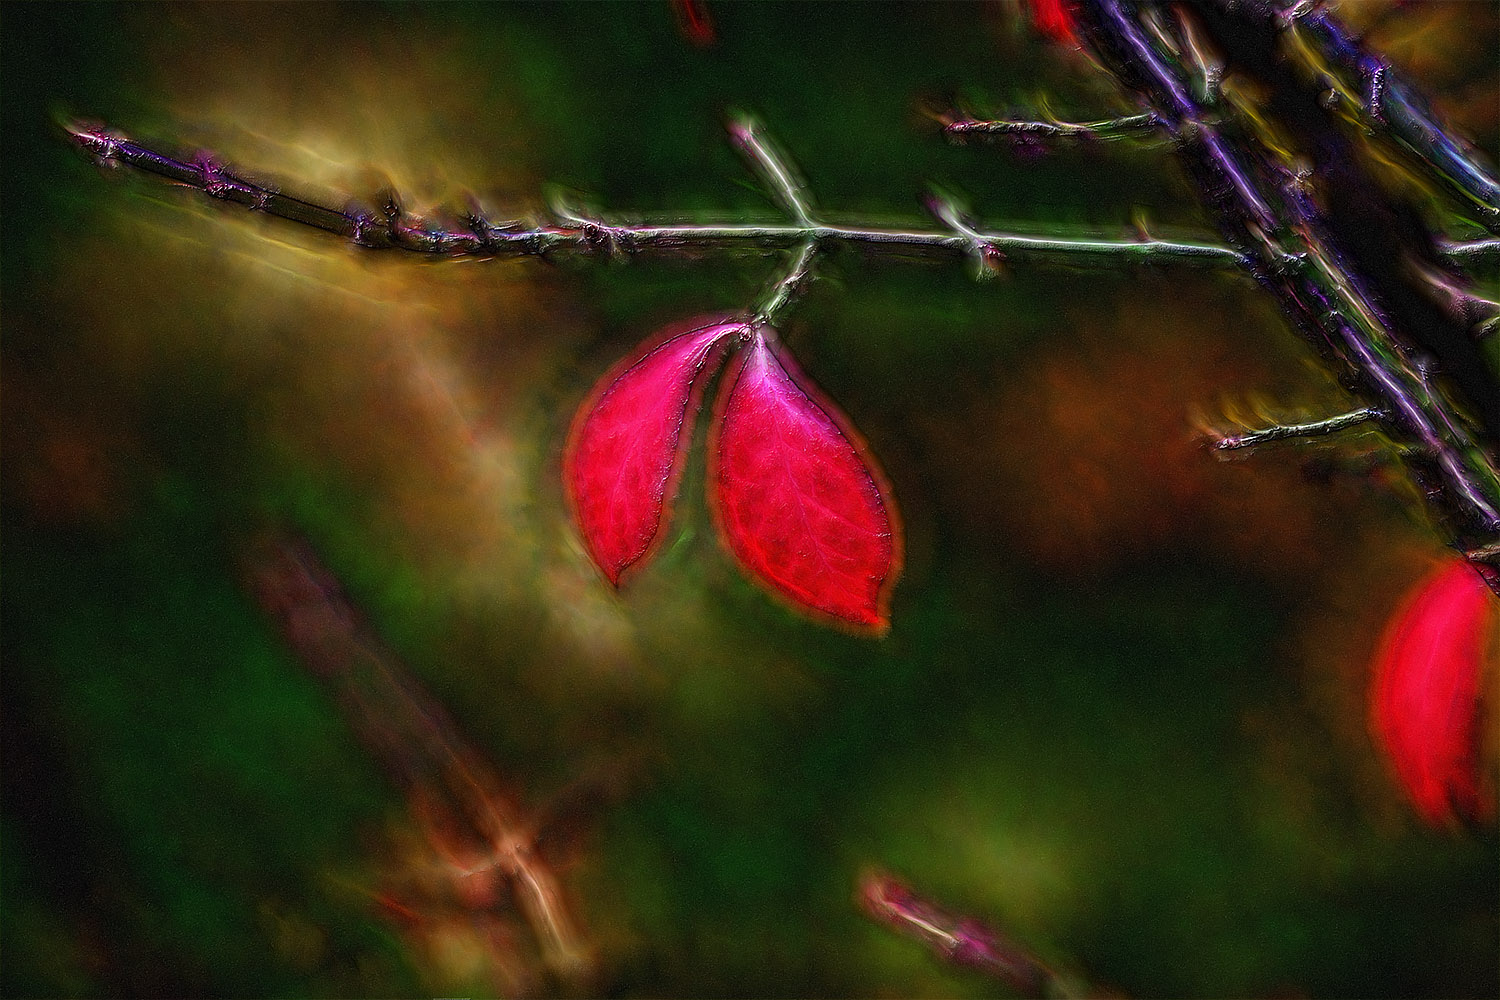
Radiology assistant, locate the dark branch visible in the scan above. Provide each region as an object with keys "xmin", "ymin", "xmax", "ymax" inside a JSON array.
[
  {"xmin": 1072, "ymin": 0, "xmax": 1500, "ymax": 574},
  {"xmin": 1275, "ymin": 0, "xmax": 1500, "ymax": 231}
]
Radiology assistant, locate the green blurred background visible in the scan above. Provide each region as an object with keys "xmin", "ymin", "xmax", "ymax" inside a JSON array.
[{"xmin": 3, "ymin": 2, "xmax": 1496, "ymax": 996}]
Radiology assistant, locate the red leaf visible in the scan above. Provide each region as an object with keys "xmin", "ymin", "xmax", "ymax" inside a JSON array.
[
  {"xmin": 564, "ymin": 316, "xmax": 742, "ymax": 584},
  {"xmin": 1370, "ymin": 558, "xmax": 1497, "ymax": 826},
  {"xmin": 709, "ymin": 331, "xmax": 901, "ymax": 632}
]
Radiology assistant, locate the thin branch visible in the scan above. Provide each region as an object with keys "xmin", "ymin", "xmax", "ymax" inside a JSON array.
[
  {"xmin": 858, "ymin": 870, "xmax": 1081, "ymax": 998},
  {"xmin": 729, "ymin": 113, "xmax": 816, "ymax": 226},
  {"xmin": 67, "ymin": 119, "xmax": 1252, "ymax": 272},
  {"xmin": 945, "ymin": 112, "xmax": 1162, "ymax": 142},
  {"xmin": 1211, "ymin": 406, "xmax": 1382, "ymax": 451}
]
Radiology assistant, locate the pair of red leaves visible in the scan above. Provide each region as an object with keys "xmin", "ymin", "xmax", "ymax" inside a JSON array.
[
  {"xmin": 564, "ymin": 317, "xmax": 901, "ymax": 633},
  {"xmin": 1370, "ymin": 558, "xmax": 1497, "ymax": 827}
]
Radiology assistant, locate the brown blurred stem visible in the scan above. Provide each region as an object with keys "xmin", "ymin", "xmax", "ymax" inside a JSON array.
[
  {"xmin": 858, "ymin": 870, "xmax": 1084, "ymax": 998},
  {"xmin": 243, "ymin": 532, "xmax": 593, "ymax": 986}
]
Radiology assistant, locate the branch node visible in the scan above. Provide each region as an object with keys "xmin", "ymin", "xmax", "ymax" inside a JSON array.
[{"xmin": 926, "ymin": 191, "xmax": 1003, "ymax": 280}]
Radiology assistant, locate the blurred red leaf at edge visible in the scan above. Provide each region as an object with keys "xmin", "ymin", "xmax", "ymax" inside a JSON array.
[{"xmin": 1371, "ymin": 558, "xmax": 1498, "ymax": 827}]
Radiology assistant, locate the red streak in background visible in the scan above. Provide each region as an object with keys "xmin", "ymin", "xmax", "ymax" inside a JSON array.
[
  {"xmin": 672, "ymin": 0, "xmax": 716, "ymax": 48},
  {"xmin": 1028, "ymin": 0, "xmax": 1077, "ymax": 44},
  {"xmin": 1371, "ymin": 558, "xmax": 1497, "ymax": 826}
]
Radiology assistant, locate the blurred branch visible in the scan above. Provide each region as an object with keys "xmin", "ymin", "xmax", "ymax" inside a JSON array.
[
  {"xmin": 1273, "ymin": 0, "xmax": 1500, "ymax": 231},
  {"xmin": 243, "ymin": 532, "xmax": 594, "ymax": 989},
  {"xmin": 1438, "ymin": 238, "xmax": 1500, "ymax": 272}
]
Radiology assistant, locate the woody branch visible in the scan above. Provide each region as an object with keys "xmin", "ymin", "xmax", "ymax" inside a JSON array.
[{"xmin": 1070, "ymin": 0, "xmax": 1500, "ymax": 590}]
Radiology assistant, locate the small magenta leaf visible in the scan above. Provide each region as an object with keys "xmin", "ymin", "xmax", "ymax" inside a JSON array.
[
  {"xmin": 564, "ymin": 316, "xmax": 743, "ymax": 585},
  {"xmin": 1371, "ymin": 558, "xmax": 1497, "ymax": 827},
  {"xmin": 709, "ymin": 331, "xmax": 902, "ymax": 632}
]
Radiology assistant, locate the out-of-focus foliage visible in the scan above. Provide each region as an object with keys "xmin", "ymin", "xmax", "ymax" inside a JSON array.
[{"xmin": 3, "ymin": 2, "xmax": 1496, "ymax": 997}]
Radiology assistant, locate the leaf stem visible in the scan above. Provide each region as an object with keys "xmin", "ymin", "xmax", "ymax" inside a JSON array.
[{"xmin": 752, "ymin": 239, "xmax": 819, "ymax": 329}]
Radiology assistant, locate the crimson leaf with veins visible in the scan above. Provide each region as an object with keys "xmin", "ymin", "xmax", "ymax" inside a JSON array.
[
  {"xmin": 564, "ymin": 317, "xmax": 741, "ymax": 584},
  {"xmin": 710, "ymin": 331, "xmax": 900, "ymax": 632}
]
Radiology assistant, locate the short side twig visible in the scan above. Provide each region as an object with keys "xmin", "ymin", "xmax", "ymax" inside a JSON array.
[
  {"xmin": 946, "ymin": 112, "xmax": 1163, "ymax": 142},
  {"xmin": 730, "ymin": 113, "xmax": 816, "ymax": 227},
  {"xmin": 1211, "ymin": 406, "xmax": 1382, "ymax": 451}
]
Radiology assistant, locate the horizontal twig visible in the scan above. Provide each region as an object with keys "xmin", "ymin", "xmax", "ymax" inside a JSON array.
[
  {"xmin": 1212, "ymin": 406, "xmax": 1382, "ymax": 451},
  {"xmin": 68, "ymin": 120, "xmax": 1250, "ymax": 272},
  {"xmin": 946, "ymin": 111, "xmax": 1163, "ymax": 141}
]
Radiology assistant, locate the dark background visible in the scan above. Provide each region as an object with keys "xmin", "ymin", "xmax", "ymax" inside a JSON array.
[{"xmin": 3, "ymin": 2, "xmax": 1497, "ymax": 996}]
